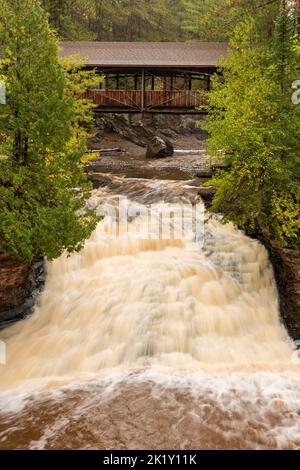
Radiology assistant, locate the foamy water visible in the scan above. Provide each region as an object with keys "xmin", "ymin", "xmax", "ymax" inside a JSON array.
[{"xmin": 0, "ymin": 177, "xmax": 299, "ymax": 449}]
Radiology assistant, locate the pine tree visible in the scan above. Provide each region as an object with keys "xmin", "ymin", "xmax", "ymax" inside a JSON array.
[
  {"xmin": 41, "ymin": 0, "xmax": 71, "ymax": 34},
  {"xmin": 41, "ymin": 0, "xmax": 95, "ymax": 39},
  {"xmin": 183, "ymin": 0, "xmax": 282, "ymax": 41},
  {"xmin": 0, "ymin": 0, "xmax": 74, "ymax": 164},
  {"xmin": 41, "ymin": 0, "xmax": 190, "ymax": 42},
  {"xmin": 0, "ymin": 0, "xmax": 100, "ymax": 261}
]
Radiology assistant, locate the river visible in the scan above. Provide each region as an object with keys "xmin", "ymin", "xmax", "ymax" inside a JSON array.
[{"xmin": 0, "ymin": 152, "xmax": 300, "ymax": 450}]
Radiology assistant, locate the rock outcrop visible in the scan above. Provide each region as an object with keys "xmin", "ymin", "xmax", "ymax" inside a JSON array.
[
  {"xmin": 90, "ymin": 113, "xmax": 207, "ymax": 149},
  {"xmin": 0, "ymin": 255, "xmax": 46, "ymax": 329},
  {"xmin": 198, "ymin": 186, "xmax": 216, "ymax": 206},
  {"xmin": 92, "ymin": 114, "xmax": 155, "ymax": 148},
  {"xmin": 146, "ymin": 136, "xmax": 174, "ymax": 158},
  {"xmin": 267, "ymin": 245, "xmax": 300, "ymax": 340}
]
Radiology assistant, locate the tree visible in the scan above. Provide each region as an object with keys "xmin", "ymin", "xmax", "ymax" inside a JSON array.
[
  {"xmin": 0, "ymin": 0, "xmax": 100, "ymax": 261},
  {"xmin": 41, "ymin": 0, "xmax": 192, "ymax": 42},
  {"xmin": 202, "ymin": 5, "xmax": 300, "ymax": 247},
  {"xmin": 41, "ymin": 0, "xmax": 71, "ymax": 35},
  {"xmin": 94, "ymin": 0, "xmax": 168, "ymax": 42},
  {"xmin": 183, "ymin": 0, "xmax": 282, "ymax": 41},
  {"xmin": 41, "ymin": 0, "xmax": 95, "ymax": 39},
  {"xmin": 163, "ymin": 0, "xmax": 188, "ymax": 41},
  {"xmin": 182, "ymin": 0, "xmax": 233, "ymax": 41}
]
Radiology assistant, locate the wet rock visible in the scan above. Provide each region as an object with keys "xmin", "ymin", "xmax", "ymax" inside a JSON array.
[
  {"xmin": 146, "ymin": 136, "xmax": 174, "ymax": 159},
  {"xmin": 196, "ymin": 170, "xmax": 213, "ymax": 178},
  {"xmin": 91, "ymin": 113, "xmax": 208, "ymax": 149},
  {"xmin": 88, "ymin": 117, "xmax": 107, "ymax": 149},
  {"xmin": 211, "ymin": 163, "xmax": 231, "ymax": 173},
  {"xmin": 94, "ymin": 114, "xmax": 154, "ymax": 147},
  {"xmin": 198, "ymin": 186, "xmax": 216, "ymax": 197},
  {"xmin": 88, "ymin": 173, "xmax": 114, "ymax": 188},
  {"xmin": 267, "ymin": 245, "xmax": 300, "ymax": 340},
  {"xmin": 245, "ymin": 227, "xmax": 300, "ymax": 341},
  {"xmin": 151, "ymin": 114, "xmax": 206, "ymax": 136},
  {"xmin": 196, "ymin": 161, "xmax": 231, "ymax": 179},
  {"xmin": 197, "ymin": 186, "xmax": 216, "ymax": 207},
  {"xmin": 0, "ymin": 256, "xmax": 46, "ymax": 329}
]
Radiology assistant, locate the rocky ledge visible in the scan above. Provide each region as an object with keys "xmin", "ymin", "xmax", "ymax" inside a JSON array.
[
  {"xmin": 89, "ymin": 113, "xmax": 207, "ymax": 149},
  {"xmin": 267, "ymin": 245, "xmax": 300, "ymax": 340},
  {"xmin": 0, "ymin": 255, "xmax": 46, "ymax": 329}
]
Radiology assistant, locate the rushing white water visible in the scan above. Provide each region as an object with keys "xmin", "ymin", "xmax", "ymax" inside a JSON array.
[{"xmin": 0, "ymin": 177, "xmax": 299, "ymax": 449}]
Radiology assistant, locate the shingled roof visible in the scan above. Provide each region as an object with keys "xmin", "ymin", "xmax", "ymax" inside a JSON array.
[{"xmin": 60, "ymin": 41, "xmax": 228, "ymax": 68}]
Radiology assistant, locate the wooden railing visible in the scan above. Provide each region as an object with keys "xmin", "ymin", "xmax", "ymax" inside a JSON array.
[
  {"xmin": 83, "ymin": 89, "xmax": 206, "ymax": 110},
  {"xmin": 84, "ymin": 90, "xmax": 142, "ymax": 109},
  {"xmin": 146, "ymin": 90, "xmax": 204, "ymax": 109}
]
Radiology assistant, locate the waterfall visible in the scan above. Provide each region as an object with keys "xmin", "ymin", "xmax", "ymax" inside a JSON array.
[{"xmin": 0, "ymin": 177, "xmax": 299, "ymax": 450}]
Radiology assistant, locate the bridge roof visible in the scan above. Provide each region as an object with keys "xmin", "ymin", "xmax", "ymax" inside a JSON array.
[{"xmin": 60, "ymin": 41, "xmax": 228, "ymax": 69}]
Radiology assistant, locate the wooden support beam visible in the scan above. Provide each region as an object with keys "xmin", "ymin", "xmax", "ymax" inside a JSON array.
[
  {"xmin": 141, "ymin": 69, "xmax": 145, "ymax": 112},
  {"xmin": 163, "ymin": 76, "xmax": 167, "ymax": 91},
  {"xmin": 151, "ymin": 75, "xmax": 155, "ymax": 91},
  {"xmin": 207, "ymin": 75, "xmax": 211, "ymax": 91}
]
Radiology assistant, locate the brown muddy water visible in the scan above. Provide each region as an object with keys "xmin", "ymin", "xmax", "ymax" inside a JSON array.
[{"xmin": 0, "ymin": 152, "xmax": 299, "ymax": 450}]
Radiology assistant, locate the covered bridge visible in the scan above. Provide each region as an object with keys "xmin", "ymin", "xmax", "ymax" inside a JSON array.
[{"xmin": 60, "ymin": 41, "xmax": 228, "ymax": 114}]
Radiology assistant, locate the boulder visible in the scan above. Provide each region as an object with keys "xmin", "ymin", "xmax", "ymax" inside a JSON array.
[{"xmin": 146, "ymin": 136, "xmax": 174, "ymax": 159}]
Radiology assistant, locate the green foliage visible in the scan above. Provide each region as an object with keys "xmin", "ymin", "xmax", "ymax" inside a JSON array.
[
  {"xmin": 202, "ymin": 10, "xmax": 300, "ymax": 248},
  {"xmin": 183, "ymin": 0, "xmax": 281, "ymax": 41},
  {"xmin": 60, "ymin": 55, "xmax": 103, "ymax": 145},
  {"xmin": 0, "ymin": 157, "xmax": 97, "ymax": 261},
  {"xmin": 41, "ymin": 0, "xmax": 96, "ymax": 40},
  {"xmin": 0, "ymin": 0, "xmax": 73, "ymax": 162},
  {"xmin": 0, "ymin": 0, "xmax": 102, "ymax": 261},
  {"xmin": 40, "ymin": 0, "xmax": 196, "ymax": 42},
  {"xmin": 182, "ymin": 0, "xmax": 236, "ymax": 41},
  {"xmin": 39, "ymin": 0, "xmax": 285, "ymax": 43}
]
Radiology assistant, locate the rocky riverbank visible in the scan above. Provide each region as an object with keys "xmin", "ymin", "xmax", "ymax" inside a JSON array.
[
  {"xmin": 0, "ymin": 256, "xmax": 46, "ymax": 329},
  {"xmin": 268, "ymin": 245, "xmax": 300, "ymax": 340}
]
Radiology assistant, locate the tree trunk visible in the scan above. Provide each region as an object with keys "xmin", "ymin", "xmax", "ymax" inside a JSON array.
[
  {"xmin": 95, "ymin": 0, "xmax": 104, "ymax": 41},
  {"xmin": 13, "ymin": 131, "xmax": 29, "ymax": 164}
]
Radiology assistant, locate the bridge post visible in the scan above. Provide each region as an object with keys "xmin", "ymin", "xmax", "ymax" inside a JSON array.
[{"xmin": 141, "ymin": 69, "xmax": 145, "ymax": 112}]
